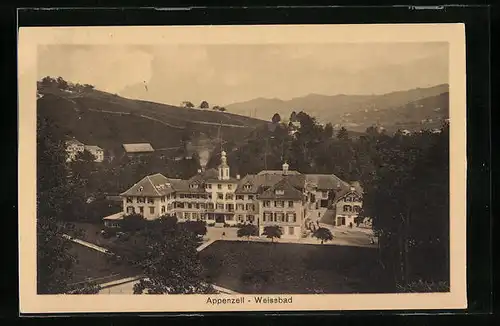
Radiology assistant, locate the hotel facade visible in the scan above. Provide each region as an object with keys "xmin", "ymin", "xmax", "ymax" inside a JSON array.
[{"xmin": 106, "ymin": 150, "xmax": 364, "ymax": 239}]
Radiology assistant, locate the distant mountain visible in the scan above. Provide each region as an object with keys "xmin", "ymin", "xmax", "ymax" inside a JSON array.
[
  {"xmin": 37, "ymin": 82, "xmax": 267, "ymax": 157},
  {"xmin": 225, "ymin": 84, "xmax": 449, "ymax": 131}
]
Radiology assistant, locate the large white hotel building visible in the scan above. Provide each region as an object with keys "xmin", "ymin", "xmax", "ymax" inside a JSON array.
[{"xmin": 104, "ymin": 150, "xmax": 364, "ymax": 239}]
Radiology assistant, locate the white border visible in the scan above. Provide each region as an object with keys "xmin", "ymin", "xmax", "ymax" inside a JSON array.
[{"xmin": 18, "ymin": 24, "xmax": 467, "ymax": 313}]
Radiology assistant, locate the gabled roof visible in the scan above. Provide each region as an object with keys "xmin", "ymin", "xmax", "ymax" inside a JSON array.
[
  {"xmin": 258, "ymin": 177, "xmax": 304, "ymax": 200},
  {"xmin": 332, "ymin": 182, "xmax": 364, "ymax": 204},
  {"xmin": 120, "ymin": 173, "xmax": 177, "ymax": 197},
  {"xmin": 122, "ymin": 143, "xmax": 154, "ymax": 153}
]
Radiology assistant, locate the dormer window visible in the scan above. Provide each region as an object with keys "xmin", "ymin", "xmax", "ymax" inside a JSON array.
[
  {"xmin": 138, "ymin": 186, "xmax": 144, "ymax": 192},
  {"xmin": 275, "ymin": 190, "xmax": 285, "ymax": 195},
  {"xmin": 190, "ymin": 184, "xmax": 198, "ymax": 189},
  {"xmin": 244, "ymin": 184, "xmax": 252, "ymax": 190}
]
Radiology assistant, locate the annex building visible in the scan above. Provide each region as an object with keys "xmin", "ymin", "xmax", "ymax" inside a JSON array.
[{"xmin": 105, "ymin": 150, "xmax": 364, "ymax": 239}]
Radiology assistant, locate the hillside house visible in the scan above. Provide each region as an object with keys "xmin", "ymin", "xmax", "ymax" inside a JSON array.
[
  {"xmin": 110, "ymin": 149, "xmax": 364, "ymax": 239},
  {"xmin": 122, "ymin": 143, "xmax": 155, "ymax": 158},
  {"xmin": 65, "ymin": 139, "xmax": 85, "ymax": 162}
]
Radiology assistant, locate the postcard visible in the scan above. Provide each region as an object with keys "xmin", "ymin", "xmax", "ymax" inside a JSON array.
[{"xmin": 18, "ymin": 23, "xmax": 467, "ymax": 314}]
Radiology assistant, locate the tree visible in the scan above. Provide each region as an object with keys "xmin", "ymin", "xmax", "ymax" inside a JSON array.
[
  {"xmin": 36, "ymin": 116, "xmax": 100, "ymax": 294},
  {"xmin": 262, "ymin": 225, "xmax": 282, "ymax": 243},
  {"xmin": 212, "ymin": 105, "xmax": 220, "ymax": 111},
  {"xmin": 182, "ymin": 220, "xmax": 207, "ymax": 238},
  {"xmin": 290, "ymin": 111, "xmax": 297, "ymax": 122},
  {"xmin": 237, "ymin": 224, "xmax": 258, "ymax": 240},
  {"xmin": 324, "ymin": 122, "xmax": 334, "ymax": 139},
  {"xmin": 181, "ymin": 101, "xmax": 195, "ymax": 108},
  {"xmin": 121, "ymin": 214, "xmax": 146, "ymax": 233},
  {"xmin": 313, "ymin": 227, "xmax": 334, "ymax": 244},
  {"xmin": 219, "ymin": 107, "xmax": 226, "ymax": 112},
  {"xmin": 271, "ymin": 113, "xmax": 281, "ymax": 124},
  {"xmin": 56, "ymin": 76, "xmax": 69, "ymax": 90},
  {"xmin": 133, "ymin": 226, "xmax": 216, "ymax": 294},
  {"xmin": 199, "ymin": 101, "xmax": 209, "ymax": 109},
  {"xmin": 337, "ymin": 127, "xmax": 349, "ymax": 141}
]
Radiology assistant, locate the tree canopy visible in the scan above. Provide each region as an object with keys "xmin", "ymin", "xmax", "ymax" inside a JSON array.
[
  {"xmin": 262, "ymin": 225, "xmax": 282, "ymax": 243},
  {"xmin": 199, "ymin": 101, "xmax": 209, "ymax": 109}
]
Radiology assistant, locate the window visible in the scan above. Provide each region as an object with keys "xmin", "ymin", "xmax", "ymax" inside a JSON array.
[
  {"xmin": 217, "ymin": 184, "xmax": 222, "ymax": 190},
  {"xmin": 138, "ymin": 207, "xmax": 144, "ymax": 214},
  {"xmin": 149, "ymin": 207, "xmax": 155, "ymax": 214},
  {"xmin": 200, "ymin": 203, "xmax": 205, "ymax": 209},
  {"xmin": 147, "ymin": 197, "xmax": 154, "ymax": 204},
  {"xmin": 180, "ymin": 194, "xmax": 185, "ymax": 199},
  {"xmin": 187, "ymin": 203, "xmax": 192, "ymax": 209},
  {"xmin": 206, "ymin": 184, "xmax": 212, "ymax": 189},
  {"xmin": 244, "ymin": 184, "xmax": 251, "ymax": 190},
  {"xmin": 248, "ymin": 195, "xmax": 254, "ymax": 200},
  {"xmin": 217, "ymin": 203, "xmax": 224, "ymax": 210},
  {"xmin": 247, "ymin": 215, "xmax": 255, "ymax": 223},
  {"xmin": 137, "ymin": 197, "xmax": 145, "ymax": 203},
  {"xmin": 276, "ymin": 213, "xmax": 284, "ymax": 222},
  {"xmin": 354, "ymin": 205, "xmax": 361, "ymax": 213},
  {"xmin": 289, "ymin": 227, "xmax": 295, "ymax": 235},
  {"xmin": 226, "ymin": 215, "xmax": 234, "ymax": 221},
  {"xmin": 184, "ymin": 212, "xmax": 191, "ymax": 219},
  {"xmin": 263, "ymin": 212, "xmax": 272, "ymax": 222},
  {"xmin": 127, "ymin": 206, "xmax": 135, "ymax": 214},
  {"xmin": 237, "ymin": 204, "xmax": 244, "ymax": 211},
  {"xmin": 228, "ymin": 184, "xmax": 233, "ymax": 190},
  {"xmin": 201, "ymin": 214, "xmax": 207, "ymax": 221},
  {"xmin": 226, "ymin": 193, "xmax": 234, "ymax": 200},
  {"xmin": 208, "ymin": 203, "xmax": 214, "ymax": 209},
  {"xmin": 217, "ymin": 193, "xmax": 224, "ymax": 200},
  {"xmin": 167, "ymin": 204, "xmax": 172, "ymax": 210},
  {"xmin": 322, "ymin": 191, "xmax": 328, "ymax": 198},
  {"xmin": 227, "ymin": 204, "xmax": 234, "ymax": 211},
  {"xmin": 138, "ymin": 186, "xmax": 144, "ymax": 192},
  {"xmin": 275, "ymin": 190, "xmax": 285, "ymax": 195},
  {"xmin": 192, "ymin": 213, "xmax": 199, "ymax": 219},
  {"xmin": 236, "ymin": 195, "xmax": 244, "ymax": 200},
  {"xmin": 195, "ymin": 203, "xmax": 200, "ymax": 209},
  {"xmin": 161, "ymin": 197, "xmax": 165, "ymax": 203},
  {"xmin": 343, "ymin": 205, "xmax": 352, "ymax": 212},
  {"xmin": 275, "ymin": 201, "xmax": 284, "ymax": 208},
  {"xmin": 237, "ymin": 214, "xmax": 244, "ymax": 222},
  {"xmin": 264, "ymin": 201, "xmax": 271, "ymax": 208},
  {"xmin": 161, "ymin": 206, "xmax": 166, "ymax": 214},
  {"xmin": 126, "ymin": 197, "xmax": 133, "ymax": 203},
  {"xmin": 288, "ymin": 201, "xmax": 294, "ymax": 208},
  {"xmin": 345, "ymin": 196, "xmax": 351, "ymax": 202}
]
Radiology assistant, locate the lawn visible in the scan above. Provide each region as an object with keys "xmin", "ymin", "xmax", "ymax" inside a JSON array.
[
  {"xmin": 68, "ymin": 243, "xmax": 142, "ymax": 286},
  {"xmin": 199, "ymin": 240, "xmax": 394, "ymax": 294}
]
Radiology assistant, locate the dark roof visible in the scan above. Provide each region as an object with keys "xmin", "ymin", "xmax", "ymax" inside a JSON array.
[
  {"xmin": 257, "ymin": 170, "xmax": 301, "ymax": 176},
  {"xmin": 120, "ymin": 173, "xmax": 177, "ymax": 197},
  {"xmin": 235, "ymin": 173, "xmax": 305, "ymax": 194},
  {"xmin": 305, "ymin": 174, "xmax": 351, "ymax": 190},
  {"xmin": 188, "ymin": 168, "xmax": 219, "ymax": 184},
  {"xmin": 258, "ymin": 177, "xmax": 304, "ymax": 200}
]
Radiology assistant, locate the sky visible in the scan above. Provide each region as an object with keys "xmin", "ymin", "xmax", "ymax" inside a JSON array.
[{"xmin": 38, "ymin": 42, "xmax": 448, "ymax": 106}]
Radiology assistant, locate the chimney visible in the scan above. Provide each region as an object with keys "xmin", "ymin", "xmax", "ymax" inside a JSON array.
[
  {"xmin": 197, "ymin": 169, "xmax": 202, "ymax": 174},
  {"xmin": 282, "ymin": 162, "xmax": 289, "ymax": 175},
  {"xmin": 350, "ymin": 186, "xmax": 355, "ymax": 192},
  {"xmin": 236, "ymin": 174, "xmax": 240, "ymax": 180}
]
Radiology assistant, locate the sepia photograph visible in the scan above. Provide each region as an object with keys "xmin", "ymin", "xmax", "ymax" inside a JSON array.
[{"xmin": 18, "ymin": 24, "xmax": 467, "ymax": 313}]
